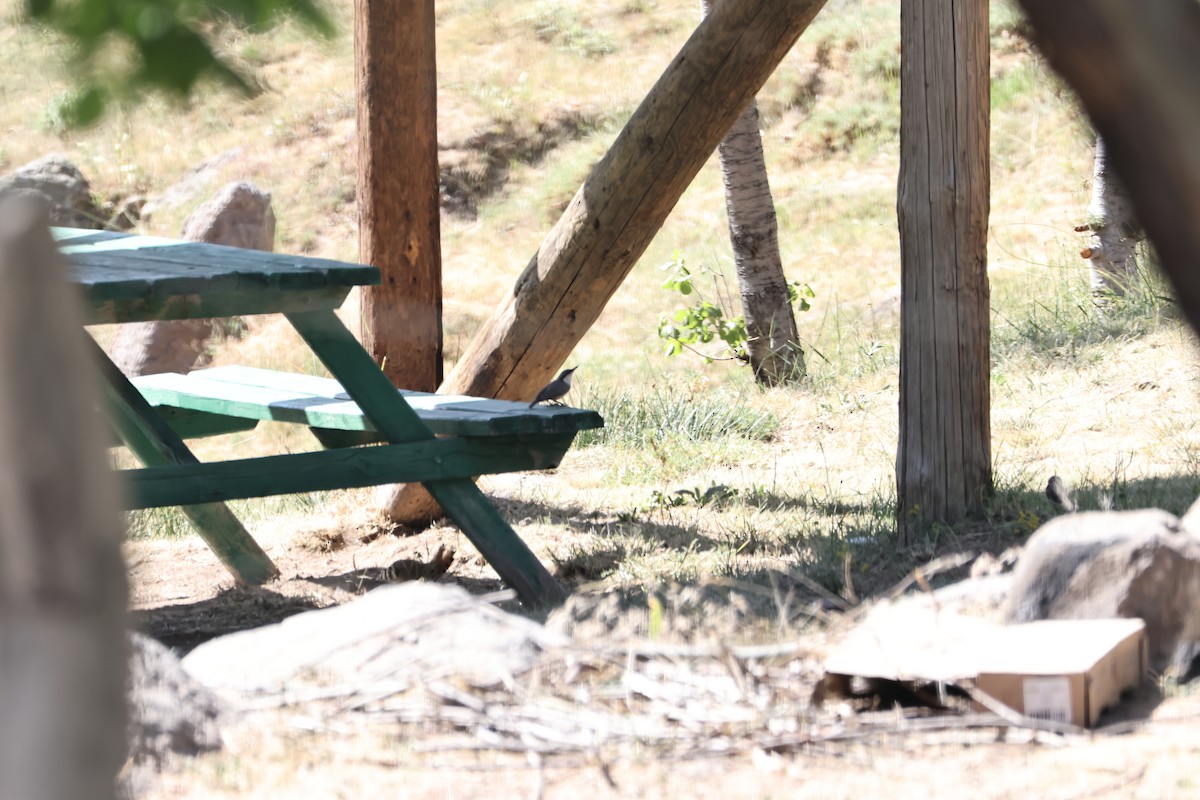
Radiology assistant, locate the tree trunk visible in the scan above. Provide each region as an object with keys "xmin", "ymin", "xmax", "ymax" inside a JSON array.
[
  {"xmin": 701, "ymin": 0, "xmax": 805, "ymax": 386},
  {"xmin": 356, "ymin": 0, "xmax": 443, "ymax": 392},
  {"xmin": 896, "ymin": 0, "xmax": 992, "ymax": 541},
  {"xmin": 378, "ymin": 0, "xmax": 830, "ymax": 523},
  {"xmin": 1014, "ymin": 2, "xmax": 1200, "ymax": 338},
  {"xmin": 0, "ymin": 198, "xmax": 128, "ymax": 800},
  {"xmin": 721, "ymin": 101, "xmax": 806, "ymax": 385},
  {"xmin": 108, "ymin": 181, "xmax": 275, "ymax": 375},
  {"xmin": 1084, "ymin": 136, "xmax": 1141, "ymax": 296}
]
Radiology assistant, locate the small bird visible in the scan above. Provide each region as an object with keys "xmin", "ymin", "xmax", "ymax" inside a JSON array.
[
  {"xmin": 1045, "ymin": 475, "xmax": 1076, "ymax": 513},
  {"xmin": 530, "ymin": 367, "xmax": 577, "ymax": 408}
]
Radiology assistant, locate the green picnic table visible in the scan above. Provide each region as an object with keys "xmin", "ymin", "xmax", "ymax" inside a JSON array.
[{"xmin": 60, "ymin": 227, "xmax": 601, "ymax": 608}]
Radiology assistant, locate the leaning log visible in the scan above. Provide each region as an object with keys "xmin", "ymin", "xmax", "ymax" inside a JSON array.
[
  {"xmin": 378, "ymin": 0, "xmax": 829, "ymax": 521},
  {"xmin": 444, "ymin": 0, "xmax": 827, "ymax": 399},
  {"xmin": 0, "ymin": 197, "xmax": 128, "ymax": 800}
]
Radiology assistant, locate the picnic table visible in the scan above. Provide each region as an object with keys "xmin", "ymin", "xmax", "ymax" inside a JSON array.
[{"xmin": 60, "ymin": 227, "xmax": 602, "ymax": 607}]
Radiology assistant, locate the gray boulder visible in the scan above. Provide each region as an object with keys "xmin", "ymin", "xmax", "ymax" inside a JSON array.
[
  {"xmin": 126, "ymin": 632, "xmax": 223, "ymax": 763},
  {"xmin": 0, "ymin": 155, "xmax": 104, "ymax": 229},
  {"xmin": 108, "ymin": 181, "xmax": 274, "ymax": 377},
  {"xmin": 1004, "ymin": 508, "xmax": 1200, "ymax": 672}
]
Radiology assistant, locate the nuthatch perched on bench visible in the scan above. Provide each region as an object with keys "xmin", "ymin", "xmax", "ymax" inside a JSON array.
[{"xmin": 530, "ymin": 367, "xmax": 577, "ymax": 408}]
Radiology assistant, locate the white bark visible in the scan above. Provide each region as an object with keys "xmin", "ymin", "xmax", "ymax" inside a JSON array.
[
  {"xmin": 1085, "ymin": 136, "xmax": 1141, "ymax": 296},
  {"xmin": 704, "ymin": 0, "xmax": 805, "ymax": 385}
]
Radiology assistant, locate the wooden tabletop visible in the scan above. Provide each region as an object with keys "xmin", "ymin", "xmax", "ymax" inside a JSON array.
[{"xmin": 55, "ymin": 228, "xmax": 380, "ymax": 324}]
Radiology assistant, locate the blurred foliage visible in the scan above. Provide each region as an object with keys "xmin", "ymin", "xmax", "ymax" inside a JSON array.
[{"xmin": 21, "ymin": 0, "xmax": 335, "ymax": 126}]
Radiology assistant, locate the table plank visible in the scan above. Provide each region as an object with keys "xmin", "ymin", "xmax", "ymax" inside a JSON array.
[
  {"xmin": 133, "ymin": 366, "xmax": 604, "ymax": 437},
  {"xmin": 55, "ymin": 227, "xmax": 380, "ymax": 323},
  {"xmin": 126, "ymin": 434, "xmax": 576, "ymax": 508}
]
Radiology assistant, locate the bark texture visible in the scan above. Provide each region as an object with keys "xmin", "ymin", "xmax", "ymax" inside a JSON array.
[
  {"xmin": 896, "ymin": 0, "xmax": 992, "ymax": 539},
  {"xmin": 108, "ymin": 181, "xmax": 275, "ymax": 376},
  {"xmin": 719, "ymin": 91, "xmax": 806, "ymax": 385},
  {"xmin": 704, "ymin": 0, "xmax": 805, "ymax": 386},
  {"xmin": 379, "ymin": 0, "xmax": 829, "ymax": 523},
  {"xmin": 1014, "ymin": 1, "xmax": 1200, "ymax": 337},
  {"xmin": 0, "ymin": 198, "xmax": 128, "ymax": 800},
  {"xmin": 356, "ymin": 0, "xmax": 443, "ymax": 392},
  {"xmin": 1085, "ymin": 136, "xmax": 1141, "ymax": 296}
]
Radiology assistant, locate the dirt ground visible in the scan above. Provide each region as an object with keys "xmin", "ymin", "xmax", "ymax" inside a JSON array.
[{"xmin": 126, "ymin": 487, "xmax": 1200, "ymax": 800}]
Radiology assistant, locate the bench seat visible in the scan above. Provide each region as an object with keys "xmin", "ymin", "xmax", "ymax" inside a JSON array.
[{"xmin": 132, "ymin": 365, "xmax": 604, "ymax": 441}]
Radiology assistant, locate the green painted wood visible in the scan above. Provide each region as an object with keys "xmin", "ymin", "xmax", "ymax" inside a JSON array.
[
  {"xmin": 285, "ymin": 309, "xmax": 566, "ymax": 608},
  {"xmin": 156, "ymin": 407, "xmax": 260, "ymax": 439},
  {"xmin": 86, "ymin": 289, "xmax": 355, "ymax": 325},
  {"xmin": 90, "ymin": 339, "xmax": 279, "ymax": 585},
  {"xmin": 207, "ymin": 365, "xmax": 605, "ymax": 433},
  {"xmin": 126, "ymin": 434, "xmax": 576, "ymax": 508},
  {"xmin": 55, "ymin": 227, "xmax": 379, "ymax": 324},
  {"xmin": 132, "ymin": 367, "xmax": 604, "ymax": 437}
]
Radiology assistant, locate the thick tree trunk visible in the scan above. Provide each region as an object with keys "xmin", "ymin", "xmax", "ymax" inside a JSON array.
[
  {"xmin": 0, "ymin": 198, "xmax": 128, "ymax": 800},
  {"xmin": 378, "ymin": 0, "xmax": 829, "ymax": 523},
  {"xmin": 108, "ymin": 181, "xmax": 275, "ymax": 375},
  {"xmin": 356, "ymin": 0, "xmax": 443, "ymax": 392},
  {"xmin": 896, "ymin": 0, "xmax": 992, "ymax": 540},
  {"xmin": 1085, "ymin": 136, "xmax": 1141, "ymax": 296},
  {"xmin": 1014, "ymin": 2, "xmax": 1200, "ymax": 338},
  {"xmin": 703, "ymin": 0, "xmax": 805, "ymax": 386}
]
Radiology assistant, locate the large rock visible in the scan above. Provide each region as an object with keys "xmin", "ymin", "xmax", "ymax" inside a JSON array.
[
  {"xmin": 126, "ymin": 633, "xmax": 223, "ymax": 763},
  {"xmin": 180, "ymin": 180, "xmax": 275, "ymax": 250},
  {"xmin": 0, "ymin": 155, "xmax": 105, "ymax": 229},
  {"xmin": 182, "ymin": 582, "xmax": 562, "ymax": 696},
  {"xmin": 1004, "ymin": 508, "xmax": 1200, "ymax": 671},
  {"xmin": 108, "ymin": 181, "xmax": 274, "ymax": 376}
]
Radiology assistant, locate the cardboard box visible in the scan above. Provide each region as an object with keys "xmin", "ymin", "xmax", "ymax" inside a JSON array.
[
  {"xmin": 823, "ymin": 603, "xmax": 1147, "ymax": 728},
  {"xmin": 973, "ymin": 618, "xmax": 1147, "ymax": 728}
]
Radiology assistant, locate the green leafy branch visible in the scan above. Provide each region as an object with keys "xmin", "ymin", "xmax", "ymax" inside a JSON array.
[
  {"xmin": 655, "ymin": 251, "xmax": 813, "ymax": 364},
  {"xmin": 22, "ymin": 0, "xmax": 334, "ymax": 126}
]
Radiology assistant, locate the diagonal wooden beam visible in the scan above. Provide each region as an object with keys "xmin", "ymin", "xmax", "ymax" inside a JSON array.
[{"xmin": 441, "ymin": 0, "xmax": 830, "ymax": 402}]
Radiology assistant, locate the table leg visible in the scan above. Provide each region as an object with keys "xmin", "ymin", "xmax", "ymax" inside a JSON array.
[
  {"xmin": 285, "ymin": 309, "xmax": 565, "ymax": 608},
  {"xmin": 89, "ymin": 338, "xmax": 279, "ymax": 586}
]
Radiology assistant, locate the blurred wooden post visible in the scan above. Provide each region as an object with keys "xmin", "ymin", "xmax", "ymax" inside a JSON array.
[
  {"xmin": 355, "ymin": 0, "xmax": 443, "ymax": 392},
  {"xmin": 895, "ymin": 0, "xmax": 992, "ymax": 541},
  {"xmin": 1015, "ymin": 0, "xmax": 1200, "ymax": 337},
  {"xmin": 0, "ymin": 199, "xmax": 128, "ymax": 800}
]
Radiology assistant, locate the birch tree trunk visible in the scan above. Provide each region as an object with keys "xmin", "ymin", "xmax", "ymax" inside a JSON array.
[
  {"xmin": 896, "ymin": 0, "xmax": 992, "ymax": 541},
  {"xmin": 0, "ymin": 198, "xmax": 128, "ymax": 800},
  {"xmin": 1085, "ymin": 136, "xmax": 1142, "ymax": 296},
  {"xmin": 703, "ymin": 0, "xmax": 805, "ymax": 386},
  {"xmin": 719, "ymin": 96, "xmax": 807, "ymax": 384}
]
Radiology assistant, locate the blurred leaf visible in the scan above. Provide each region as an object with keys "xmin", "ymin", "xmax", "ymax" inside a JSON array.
[{"xmin": 21, "ymin": 0, "xmax": 335, "ymax": 126}]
